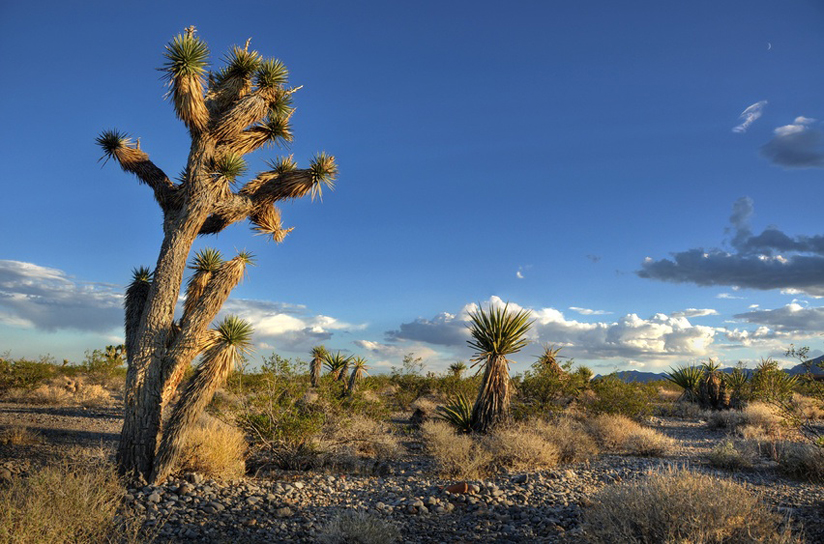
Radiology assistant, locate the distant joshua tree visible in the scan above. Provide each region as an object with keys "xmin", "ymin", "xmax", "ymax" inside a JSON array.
[
  {"xmin": 309, "ymin": 345, "xmax": 328, "ymax": 388},
  {"xmin": 448, "ymin": 361, "xmax": 467, "ymax": 379},
  {"xmin": 467, "ymin": 304, "xmax": 532, "ymax": 433},
  {"xmin": 96, "ymin": 28, "xmax": 337, "ymax": 484},
  {"xmin": 347, "ymin": 357, "xmax": 369, "ymax": 395}
]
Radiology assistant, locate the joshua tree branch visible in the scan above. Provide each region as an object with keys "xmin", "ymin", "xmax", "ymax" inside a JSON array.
[{"xmin": 107, "ymin": 142, "xmax": 179, "ymax": 211}]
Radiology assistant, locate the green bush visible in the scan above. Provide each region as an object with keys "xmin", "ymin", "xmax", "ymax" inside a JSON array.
[
  {"xmin": 586, "ymin": 374, "xmax": 657, "ymax": 419},
  {"xmin": 0, "ymin": 356, "xmax": 60, "ymax": 391},
  {"xmin": 514, "ymin": 360, "xmax": 590, "ymax": 418}
]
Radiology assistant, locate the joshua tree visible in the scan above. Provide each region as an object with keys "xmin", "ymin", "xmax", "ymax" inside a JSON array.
[
  {"xmin": 448, "ymin": 361, "xmax": 467, "ymax": 379},
  {"xmin": 347, "ymin": 356, "xmax": 369, "ymax": 395},
  {"xmin": 97, "ymin": 28, "xmax": 337, "ymax": 484},
  {"xmin": 309, "ymin": 345, "xmax": 327, "ymax": 388},
  {"xmin": 467, "ymin": 303, "xmax": 532, "ymax": 433},
  {"xmin": 536, "ymin": 344, "xmax": 565, "ymax": 376}
]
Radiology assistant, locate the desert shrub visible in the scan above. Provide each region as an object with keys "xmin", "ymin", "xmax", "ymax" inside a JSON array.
[
  {"xmin": 3, "ymin": 376, "xmax": 112, "ymax": 407},
  {"xmin": 582, "ymin": 467, "xmax": 800, "ymax": 543},
  {"xmin": 0, "ymin": 458, "xmax": 143, "ymax": 544},
  {"xmin": 708, "ymin": 439, "xmax": 758, "ymax": 470},
  {"xmin": 707, "ymin": 402, "xmax": 783, "ymax": 438},
  {"xmin": 514, "ymin": 360, "xmax": 590, "ymax": 418},
  {"xmin": 623, "ymin": 426, "xmax": 674, "ymax": 457},
  {"xmin": 177, "ymin": 415, "xmax": 246, "ymax": 479},
  {"xmin": 320, "ymin": 415, "xmax": 401, "ymax": 461},
  {"xmin": 80, "ymin": 346, "xmax": 127, "ymax": 379},
  {"xmin": 317, "ymin": 509, "xmax": 400, "ymax": 544},
  {"xmin": 0, "ymin": 356, "xmax": 59, "ymax": 392},
  {"xmin": 587, "ymin": 413, "xmax": 672, "ymax": 456},
  {"xmin": 0, "ymin": 426, "xmax": 42, "ymax": 446},
  {"xmin": 656, "ymin": 399, "xmax": 707, "ymax": 419},
  {"xmin": 485, "ymin": 422, "xmax": 561, "ymax": 471},
  {"xmin": 585, "ymin": 375, "xmax": 657, "ymax": 419},
  {"xmin": 387, "ymin": 354, "xmax": 432, "ymax": 410},
  {"xmin": 773, "ymin": 441, "xmax": 824, "ymax": 482},
  {"xmin": 750, "ymin": 359, "xmax": 798, "ymax": 403},
  {"xmin": 543, "ymin": 416, "xmax": 600, "ymax": 463},
  {"xmin": 420, "ymin": 420, "xmax": 493, "ymax": 479}
]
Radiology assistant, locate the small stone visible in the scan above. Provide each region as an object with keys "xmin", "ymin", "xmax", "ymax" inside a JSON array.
[
  {"xmin": 511, "ymin": 474, "xmax": 528, "ymax": 484},
  {"xmin": 293, "ymin": 481, "xmax": 305, "ymax": 490},
  {"xmin": 275, "ymin": 507, "xmax": 293, "ymax": 518},
  {"xmin": 148, "ymin": 492, "xmax": 162, "ymax": 504}
]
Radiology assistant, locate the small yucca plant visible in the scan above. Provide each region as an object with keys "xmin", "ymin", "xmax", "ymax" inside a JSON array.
[
  {"xmin": 436, "ymin": 394, "xmax": 473, "ymax": 433},
  {"xmin": 448, "ymin": 361, "xmax": 467, "ymax": 379},
  {"xmin": 467, "ymin": 303, "xmax": 533, "ymax": 433},
  {"xmin": 324, "ymin": 351, "xmax": 351, "ymax": 382},
  {"xmin": 663, "ymin": 365, "xmax": 703, "ymax": 403}
]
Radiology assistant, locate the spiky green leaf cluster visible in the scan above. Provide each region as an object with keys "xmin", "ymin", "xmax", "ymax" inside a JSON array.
[
  {"xmin": 663, "ymin": 365, "xmax": 703, "ymax": 400},
  {"xmin": 256, "ymin": 59, "xmax": 288, "ymax": 89},
  {"xmin": 214, "ymin": 152, "xmax": 248, "ymax": 182},
  {"xmin": 189, "ymin": 248, "xmax": 224, "ymax": 272},
  {"xmin": 131, "ymin": 266, "xmax": 153, "ymax": 284},
  {"xmin": 324, "ymin": 351, "xmax": 351, "ymax": 375},
  {"xmin": 308, "ymin": 152, "xmax": 338, "ymax": 200},
  {"xmin": 269, "ymin": 92, "xmax": 294, "ymax": 120},
  {"xmin": 267, "ymin": 155, "xmax": 298, "ymax": 175},
  {"xmin": 261, "ymin": 116, "xmax": 293, "ymax": 147},
  {"xmin": 724, "ymin": 366, "xmax": 750, "ymax": 392},
  {"xmin": 436, "ymin": 394, "xmax": 473, "ymax": 433},
  {"xmin": 235, "ymin": 251, "xmax": 256, "ymax": 266},
  {"xmin": 161, "ymin": 33, "xmax": 209, "ymax": 81},
  {"xmin": 215, "ymin": 45, "xmax": 262, "ymax": 84},
  {"xmin": 311, "ymin": 345, "xmax": 328, "ymax": 359},
  {"xmin": 95, "ymin": 129, "xmax": 132, "ymax": 161},
  {"xmin": 467, "ymin": 303, "xmax": 533, "ymax": 360},
  {"xmin": 701, "ymin": 359, "xmax": 722, "ymax": 373},
  {"xmin": 214, "ymin": 315, "xmax": 254, "ymax": 350}
]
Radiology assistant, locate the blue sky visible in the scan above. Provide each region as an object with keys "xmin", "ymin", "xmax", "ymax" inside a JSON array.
[{"xmin": 1, "ymin": 1, "xmax": 823, "ymax": 373}]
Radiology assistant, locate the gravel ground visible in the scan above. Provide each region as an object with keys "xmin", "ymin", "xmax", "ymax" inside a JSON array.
[{"xmin": 1, "ymin": 401, "xmax": 822, "ymax": 543}]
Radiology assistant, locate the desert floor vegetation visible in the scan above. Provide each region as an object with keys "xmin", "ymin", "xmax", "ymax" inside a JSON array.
[
  {"xmin": 1, "ymin": 349, "xmax": 822, "ymax": 542},
  {"xmin": 581, "ymin": 466, "xmax": 801, "ymax": 543}
]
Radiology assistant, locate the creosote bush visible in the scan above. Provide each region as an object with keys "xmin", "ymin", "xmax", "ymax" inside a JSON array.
[
  {"xmin": 708, "ymin": 439, "xmax": 758, "ymax": 470},
  {"xmin": 582, "ymin": 467, "xmax": 800, "ymax": 543},
  {"xmin": 585, "ymin": 375, "xmax": 658, "ymax": 419}
]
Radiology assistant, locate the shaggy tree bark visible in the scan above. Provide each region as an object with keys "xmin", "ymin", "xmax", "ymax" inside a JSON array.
[{"xmin": 98, "ymin": 28, "xmax": 336, "ymax": 484}]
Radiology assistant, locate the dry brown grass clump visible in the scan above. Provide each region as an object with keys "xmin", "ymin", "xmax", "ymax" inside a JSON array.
[
  {"xmin": 421, "ymin": 420, "xmax": 494, "ymax": 479},
  {"xmin": 0, "ymin": 426, "xmax": 42, "ymax": 446},
  {"xmin": 586, "ymin": 414, "xmax": 674, "ymax": 456},
  {"xmin": 3, "ymin": 376, "xmax": 113, "ymax": 407},
  {"xmin": 316, "ymin": 509, "xmax": 400, "ymax": 544},
  {"xmin": 708, "ymin": 439, "xmax": 759, "ymax": 470},
  {"xmin": 582, "ymin": 467, "xmax": 800, "ymax": 543},
  {"xmin": 539, "ymin": 416, "xmax": 600, "ymax": 463},
  {"xmin": 176, "ymin": 415, "xmax": 246, "ymax": 480},
  {"xmin": 485, "ymin": 422, "xmax": 561, "ymax": 472},
  {"xmin": 320, "ymin": 415, "xmax": 401, "ymax": 461},
  {"xmin": 773, "ymin": 440, "xmax": 824, "ymax": 482},
  {"xmin": 422, "ymin": 417, "xmax": 597, "ymax": 478},
  {"xmin": 0, "ymin": 457, "xmax": 144, "ymax": 544},
  {"xmin": 707, "ymin": 403, "xmax": 783, "ymax": 437}
]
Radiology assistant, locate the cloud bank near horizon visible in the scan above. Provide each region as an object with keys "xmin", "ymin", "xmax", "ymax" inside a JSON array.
[{"xmin": 638, "ymin": 197, "xmax": 824, "ymax": 297}]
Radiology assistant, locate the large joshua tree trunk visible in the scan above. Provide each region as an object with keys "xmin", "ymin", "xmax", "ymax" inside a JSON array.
[
  {"xmin": 471, "ymin": 355, "xmax": 512, "ymax": 433},
  {"xmin": 99, "ymin": 28, "xmax": 337, "ymax": 484}
]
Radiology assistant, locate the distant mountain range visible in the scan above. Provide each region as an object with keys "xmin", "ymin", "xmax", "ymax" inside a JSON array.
[{"xmin": 598, "ymin": 355, "xmax": 824, "ymax": 383}]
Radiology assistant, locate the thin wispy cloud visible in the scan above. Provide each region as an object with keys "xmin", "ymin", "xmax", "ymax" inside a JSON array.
[
  {"xmin": 761, "ymin": 116, "xmax": 824, "ymax": 168},
  {"xmin": 569, "ymin": 306, "xmax": 611, "ymax": 316},
  {"xmin": 732, "ymin": 100, "xmax": 767, "ymax": 133},
  {"xmin": 639, "ymin": 198, "xmax": 824, "ymax": 297}
]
